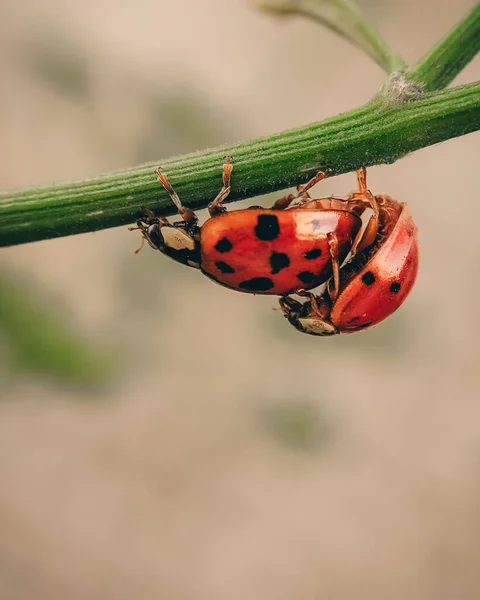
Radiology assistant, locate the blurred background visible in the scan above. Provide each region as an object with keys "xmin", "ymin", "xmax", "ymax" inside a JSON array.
[{"xmin": 1, "ymin": 0, "xmax": 480, "ymax": 598}]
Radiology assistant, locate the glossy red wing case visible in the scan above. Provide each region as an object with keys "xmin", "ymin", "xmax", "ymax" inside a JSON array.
[
  {"xmin": 330, "ymin": 204, "xmax": 419, "ymax": 330},
  {"xmin": 200, "ymin": 208, "xmax": 362, "ymax": 295}
]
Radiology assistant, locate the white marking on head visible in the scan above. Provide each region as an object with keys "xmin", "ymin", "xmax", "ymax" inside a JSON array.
[
  {"xmin": 161, "ymin": 227, "xmax": 196, "ymax": 251},
  {"xmin": 298, "ymin": 318, "xmax": 338, "ymax": 336}
]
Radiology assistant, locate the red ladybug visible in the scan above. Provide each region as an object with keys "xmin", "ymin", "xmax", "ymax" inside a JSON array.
[
  {"xmin": 279, "ymin": 168, "xmax": 419, "ymax": 335},
  {"xmin": 131, "ymin": 158, "xmax": 377, "ymax": 296}
]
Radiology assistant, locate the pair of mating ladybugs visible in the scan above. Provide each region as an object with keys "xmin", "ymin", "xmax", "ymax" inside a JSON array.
[{"xmin": 131, "ymin": 158, "xmax": 418, "ymax": 336}]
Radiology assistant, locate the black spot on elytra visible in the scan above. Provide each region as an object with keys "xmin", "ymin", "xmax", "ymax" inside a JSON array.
[
  {"xmin": 255, "ymin": 214, "xmax": 280, "ymax": 241},
  {"xmin": 303, "ymin": 248, "xmax": 322, "ymax": 260},
  {"xmin": 239, "ymin": 277, "xmax": 275, "ymax": 291},
  {"xmin": 270, "ymin": 251, "xmax": 290, "ymax": 274},
  {"xmin": 297, "ymin": 271, "xmax": 317, "ymax": 284},
  {"xmin": 214, "ymin": 237, "xmax": 233, "ymax": 253},
  {"xmin": 362, "ymin": 271, "xmax": 376, "ymax": 285},
  {"xmin": 390, "ymin": 281, "xmax": 401, "ymax": 293},
  {"xmin": 215, "ymin": 261, "xmax": 235, "ymax": 274}
]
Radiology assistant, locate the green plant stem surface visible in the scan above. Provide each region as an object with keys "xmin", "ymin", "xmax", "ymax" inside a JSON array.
[
  {"xmin": 1, "ymin": 82, "xmax": 479, "ymax": 247},
  {"xmin": 257, "ymin": 0, "xmax": 406, "ymax": 73},
  {"xmin": 406, "ymin": 4, "xmax": 480, "ymax": 91},
  {"xmin": 1, "ymin": 3, "xmax": 479, "ymax": 248}
]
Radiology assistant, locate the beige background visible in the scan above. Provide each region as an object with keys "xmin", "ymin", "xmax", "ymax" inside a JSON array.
[{"xmin": 1, "ymin": 1, "xmax": 480, "ymax": 599}]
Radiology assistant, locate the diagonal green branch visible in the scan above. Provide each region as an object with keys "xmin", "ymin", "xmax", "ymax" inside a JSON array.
[
  {"xmin": 406, "ymin": 4, "xmax": 480, "ymax": 91},
  {"xmin": 256, "ymin": 0, "xmax": 406, "ymax": 73}
]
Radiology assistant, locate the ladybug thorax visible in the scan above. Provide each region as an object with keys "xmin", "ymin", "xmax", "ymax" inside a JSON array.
[
  {"xmin": 148, "ymin": 222, "xmax": 201, "ymax": 269},
  {"xmin": 161, "ymin": 226, "xmax": 196, "ymax": 252}
]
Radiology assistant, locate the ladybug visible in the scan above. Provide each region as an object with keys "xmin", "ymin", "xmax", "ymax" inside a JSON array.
[
  {"xmin": 279, "ymin": 168, "xmax": 419, "ymax": 335},
  {"xmin": 131, "ymin": 158, "xmax": 378, "ymax": 296}
]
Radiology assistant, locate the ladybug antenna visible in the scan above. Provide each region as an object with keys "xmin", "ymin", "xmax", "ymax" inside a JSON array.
[
  {"xmin": 128, "ymin": 222, "xmax": 147, "ymax": 255},
  {"xmin": 134, "ymin": 236, "xmax": 146, "ymax": 254}
]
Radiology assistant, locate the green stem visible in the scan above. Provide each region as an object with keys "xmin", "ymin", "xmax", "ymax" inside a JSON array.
[
  {"xmin": 406, "ymin": 4, "xmax": 480, "ymax": 91},
  {"xmin": 1, "ymin": 6, "xmax": 479, "ymax": 248},
  {"xmin": 1, "ymin": 82, "xmax": 479, "ymax": 247},
  {"xmin": 257, "ymin": 0, "xmax": 406, "ymax": 73}
]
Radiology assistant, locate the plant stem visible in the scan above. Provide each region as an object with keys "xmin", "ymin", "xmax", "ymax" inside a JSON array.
[
  {"xmin": 1, "ymin": 5, "xmax": 479, "ymax": 248},
  {"xmin": 406, "ymin": 4, "xmax": 480, "ymax": 91},
  {"xmin": 1, "ymin": 82, "xmax": 479, "ymax": 248},
  {"xmin": 256, "ymin": 0, "xmax": 406, "ymax": 73}
]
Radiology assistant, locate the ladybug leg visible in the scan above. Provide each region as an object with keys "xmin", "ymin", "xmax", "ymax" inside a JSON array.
[
  {"xmin": 270, "ymin": 169, "xmax": 332, "ymax": 210},
  {"xmin": 297, "ymin": 168, "xmax": 332, "ymax": 197},
  {"xmin": 327, "ymin": 232, "xmax": 340, "ymax": 302},
  {"xmin": 156, "ymin": 168, "xmax": 198, "ymax": 226},
  {"xmin": 208, "ymin": 156, "xmax": 233, "ymax": 217},
  {"xmin": 295, "ymin": 183, "xmax": 310, "ymax": 196},
  {"xmin": 347, "ymin": 167, "xmax": 380, "ymax": 254},
  {"xmin": 295, "ymin": 288, "xmax": 317, "ymax": 305},
  {"xmin": 308, "ymin": 295, "xmax": 325, "ymax": 320},
  {"xmin": 343, "ymin": 168, "xmax": 373, "ymax": 206},
  {"xmin": 295, "ymin": 290, "xmax": 331, "ymax": 320},
  {"xmin": 271, "ymin": 193, "xmax": 298, "ymax": 210},
  {"xmin": 347, "ymin": 168, "xmax": 379, "ymax": 212},
  {"xmin": 292, "ymin": 183, "xmax": 315, "ymax": 201},
  {"xmin": 356, "ymin": 166, "xmax": 368, "ymax": 194},
  {"xmin": 279, "ymin": 295, "xmax": 302, "ymax": 316}
]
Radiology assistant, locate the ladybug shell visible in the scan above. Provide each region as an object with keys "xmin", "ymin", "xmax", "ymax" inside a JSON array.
[
  {"xmin": 330, "ymin": 203, "xmax": 418, "ymax": 331},
  {"xmin": 200, "ymin": 208, "xmax": 362, "ymax": 295}
]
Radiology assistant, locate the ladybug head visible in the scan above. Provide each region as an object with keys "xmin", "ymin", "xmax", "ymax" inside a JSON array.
[
  {"xmin": 294, "ymin": 315, "xmax": 338, "ymax": 336},
  {"xmin": 278, "ymin": 296, "xmax": 338, "ymax": 337},
  {"xmin": 137, "ymin": 219, "xmax": 201, "ymax": 269}
]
